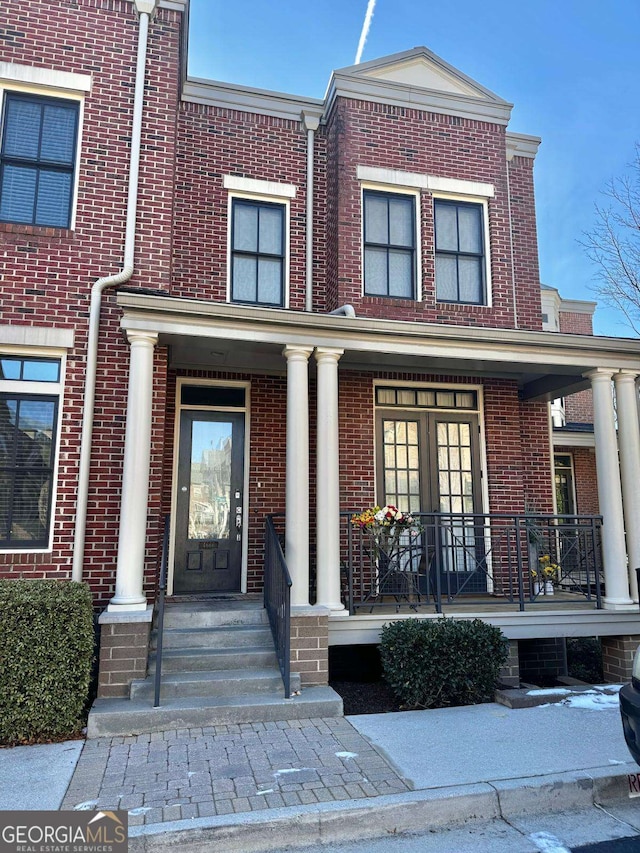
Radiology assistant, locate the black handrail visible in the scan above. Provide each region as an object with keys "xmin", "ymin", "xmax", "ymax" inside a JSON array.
[
  {"xmin": 264, "ymin": 515, "xmax": 292, "ymax": 698},
  {"xmin": 153, "ymin": 514, "xmax": 170, "ymax": 708},
  {"xmin": 341, "ymin": 511, "xmax": 604, "ymax": 614}
]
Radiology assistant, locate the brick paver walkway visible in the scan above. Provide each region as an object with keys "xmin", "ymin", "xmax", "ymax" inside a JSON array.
[{"xmin": 61, "ymin": 718, "xmax": 410, "ymax": 826}]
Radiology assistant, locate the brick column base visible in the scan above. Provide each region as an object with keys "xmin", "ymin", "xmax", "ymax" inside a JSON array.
[
  {"xmin": 602, "ymin": 634, "xmax": 640, "ymax": 682},
  {"xmin": 97, "ymin": 606, "xmax": 154, "ymax": 698},
  {"xmin": 499, "ymin": 640, "xmax": 520, "ymax": 687},
  {"xmin": 290, "ymin": 606, "xmax": 329, "ymax": 687}
]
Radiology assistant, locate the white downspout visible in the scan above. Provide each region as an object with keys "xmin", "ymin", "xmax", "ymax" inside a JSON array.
[
  {"xmin": 302, "ymin": 112, "xmax": 320, "ymax": 313},
  {"xmin": 72, "ymin": 0, "xmax": 157, "ymax": 582}
]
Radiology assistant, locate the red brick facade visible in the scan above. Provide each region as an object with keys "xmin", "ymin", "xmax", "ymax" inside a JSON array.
[{"xmin": 0, "ymin": 0, "xmax": 579, "ymax": 611}]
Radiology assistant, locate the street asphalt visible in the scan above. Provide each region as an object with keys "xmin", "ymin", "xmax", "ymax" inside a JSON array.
[{"xmin": 0, "ymin": 693, "xmax": 638, "ymax": 852}]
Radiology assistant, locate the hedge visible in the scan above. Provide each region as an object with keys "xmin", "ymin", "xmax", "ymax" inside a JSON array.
[
  {"xmin": 380, "ymin": 617, "xmax": 508, "ymax": 709},
  {"xmin": 0, "ymin": 579, "xmax": 94, "ymax": 745}
]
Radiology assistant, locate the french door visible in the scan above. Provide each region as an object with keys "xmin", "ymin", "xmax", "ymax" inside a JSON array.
[{"xmin": 376, "ymin": 410, "xmax": 485, "ymax": 593}]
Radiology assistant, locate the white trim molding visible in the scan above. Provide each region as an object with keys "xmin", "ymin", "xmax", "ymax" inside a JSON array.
[
  {"xmin": 356, "ymin": 165, "xmax": 494, "ymax": 198},
  {"xmin": 0, "ymin": 62, "xmax": 91, "ymax": 94},
  {"xmin": 223, "ymin": 175, "xmax": 297, "ymax": 199}
]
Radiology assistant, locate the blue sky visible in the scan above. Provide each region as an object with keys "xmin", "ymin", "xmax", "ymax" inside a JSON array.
[{"xmin": 187, "ymin": 0, "xmax": 640, "ymax": 337}]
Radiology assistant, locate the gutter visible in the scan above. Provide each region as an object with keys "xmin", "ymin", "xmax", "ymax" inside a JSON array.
[{"xmin": 72, "ymin": 0, "xmax": 157, "ymax": 582}]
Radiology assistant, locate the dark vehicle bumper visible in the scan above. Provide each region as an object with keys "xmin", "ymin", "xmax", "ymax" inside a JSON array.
[{"xmin": 620, "ymin": 681, "xmax": 640, "ymax": 766}]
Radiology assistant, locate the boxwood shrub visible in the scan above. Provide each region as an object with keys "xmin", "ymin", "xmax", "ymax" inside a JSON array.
[
  {"xmin": 0, "ymin": 579, "xmax": 94, "ymax": 745},
  {"xmin": 380, "ymin": 617, "xmax": 508, "ymax": 709}
]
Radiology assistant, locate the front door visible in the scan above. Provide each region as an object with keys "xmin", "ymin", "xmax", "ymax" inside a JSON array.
[
  {"xmin": 174, "ymin": 411, "xmax": 245, "ymax": 594},
  {"xmin": 376, "ymin": 410, "xmax": 484, "ymax": 594}
]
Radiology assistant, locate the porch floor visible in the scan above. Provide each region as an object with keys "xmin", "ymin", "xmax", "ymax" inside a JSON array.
[{"xmin": 350, "ymin": 590, "xmax": 602, "ymax": 616}]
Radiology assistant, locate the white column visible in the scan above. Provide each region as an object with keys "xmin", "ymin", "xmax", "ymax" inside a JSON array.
[
  {"xmin": 284, "ymin": 345, "xmax": 313, "ymax": 607},
  {"xmin": 614, "ymin": 370, "xmax": 640, "ymax": 602},
  {"xmin": 586, "ymin": 368, "xmax": 632, "ymax": 609},
  {"xmin": 315, "ymin": 347, "xmax": 344, "ymax": 610},
  {"xmin": 108, "ymin": 331, "xmax": 158, "ymax": 611}
]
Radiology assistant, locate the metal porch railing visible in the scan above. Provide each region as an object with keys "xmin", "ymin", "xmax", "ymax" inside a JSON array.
[
  {"xmin": 153, "ymin": 514, "xmax": 171, "ymax": 708},
  {"xmin": 341, "ymin": 512, "xmax": 604, "ymax": 615},
  {"xmin": 264, "ymin": 514, "xmax": 292, "ymax": 698}
]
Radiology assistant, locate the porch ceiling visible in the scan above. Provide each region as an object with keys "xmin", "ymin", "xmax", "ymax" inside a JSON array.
[{"xmin": 117, "ymin": 293, "xmax": 640, "ymax": 401}]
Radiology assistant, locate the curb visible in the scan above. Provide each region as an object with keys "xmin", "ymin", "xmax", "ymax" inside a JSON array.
[{"xmin": 127, "ymin": 763, "xmax": 637, "ymax": 853}]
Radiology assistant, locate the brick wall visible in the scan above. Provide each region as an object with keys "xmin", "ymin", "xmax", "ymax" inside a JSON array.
[
  {"xmin": 518, "ymin": 638, "xmax": 567, "ymax": 685},
  {"xmin": 0, "ymin": 0, "xmax": 182, "ymax": 607},
  {"xmin": 554, "ymin": 446, "xmax": 599, "ymax": 515},
  {"xmin": 602, "ymin": 634, "xmax": 640, "ymax": 682}
]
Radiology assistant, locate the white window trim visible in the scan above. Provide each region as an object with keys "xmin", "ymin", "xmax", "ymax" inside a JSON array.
[
  {"xmin": 0, "ymin": 62, "xmax": 89, "ymax": 231},
  {"xmin": 356, "ymin": 165, "xmax": 495, "ymax": 199},
  {"xmin": 169, "ymin": 378, "xmax": 251, "ymax": 596},
  {"xmin": 225, "ymin": 189, "xmax": 291, "ymax": 309},
  {"xmin": 360, "ymin": 182, "xmax": 422, "ymax": 301},
  {"xmin": 0, "ymin": 345, "xmax": 68, "ymax": 554},
  {"xmin": 433, "ymin": 192, "xmax": 493, "ymax": 308}
]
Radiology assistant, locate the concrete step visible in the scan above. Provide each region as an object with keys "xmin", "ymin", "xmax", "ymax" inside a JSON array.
[
  {"xmin": 151, "ymin": 624, "xmax": 274, "ymax": 651},
  {"xmin": 87, "ymin": 686, "xmax": 344, "ymax": 737},
  {"xmin": 147, "ymin": 646, "xmax": 279, "ymax": 673},
  {"xmin": 129, "ymin": 668, "xmax": 302, "ymax": 700},
  {"xmin": 161, "ymin": 601, "xmax": 268, "ymax": 630}
]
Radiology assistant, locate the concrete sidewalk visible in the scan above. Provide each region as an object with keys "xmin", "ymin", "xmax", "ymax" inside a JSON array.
[{"xmin": 1, "ymin": 694, "xmax": 637, "ymax": 851}]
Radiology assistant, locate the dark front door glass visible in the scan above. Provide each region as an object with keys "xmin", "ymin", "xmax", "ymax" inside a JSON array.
[{"xmin": 174, "ymin": 410, "xmax": 244, "ymax": 594}]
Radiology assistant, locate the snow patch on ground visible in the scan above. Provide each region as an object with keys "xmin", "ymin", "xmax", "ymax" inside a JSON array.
[
  {"xmin": 528, "ymin": 831, "xmax": 571, "ymax": 852},
  {"xmin": 273, "ymin": 768, "xmax": 312, "ymax": 776},
  {"xmin": 335, "ymin": 751, "xmax": 358, "ymax": 759},
  {"xmin": 73, "ymin": 801, "xmax": 98, "ymax": 811},
  {"xmin": 526, "ymin": 687, "xmax": 572, "ymax": 696},
  {"xmin": 559, "ymin": 692, "xmax": 620, "ymax": 711}
]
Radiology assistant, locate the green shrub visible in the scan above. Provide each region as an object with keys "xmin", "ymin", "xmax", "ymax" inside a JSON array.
[
  {"xmin": 379, "ymin": 617, "xmax": 508, "ymax": 709},
  {"xmin": 567, "ymin": 637, "xmax": 603, "ymax": 684},
  {"xmin": 0, "ymin": 579, "xmax": 94, "ymax": 745}
]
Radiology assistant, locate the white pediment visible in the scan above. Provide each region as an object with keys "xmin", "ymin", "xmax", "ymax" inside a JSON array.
[{"xmin": 359, "ymin": 56, "xmax": 481, "ymax": 98}]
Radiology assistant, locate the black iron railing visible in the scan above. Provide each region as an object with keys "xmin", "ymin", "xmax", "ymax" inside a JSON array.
[
  {"xmin": 265, "ymin": 514, "xmax": 291, "ymax": 698},
  {"xmin": 153, "ymin": 514, "xmax": 171, "ymax": 708},
  {"xmin": 341, "ymin": 512, "xmax": 603, "ymax": 614}
]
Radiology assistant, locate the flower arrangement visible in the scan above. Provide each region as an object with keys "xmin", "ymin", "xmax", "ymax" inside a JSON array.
[
  {"xmin": 538, "ymin": 554, "xmax": 560, "ymax": 584},
  {"xmin": 351, "ymin": 505, "xmax": 422, "ymax": 556}
]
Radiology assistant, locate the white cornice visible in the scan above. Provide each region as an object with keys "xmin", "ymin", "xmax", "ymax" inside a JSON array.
[
  {"xmin": 158, "ymin": 0, "xmax": 187, "ymax": 9},
  {"xmin": 506, "ymin": 132, "xmax": 541, "ymax": 160},
  {"xmin": 552, "ymin": 431, "xmax": 595, "ymax": 448},
  {"xmin": 559, "ymin": 299, "xmax": 597, "ymax": 316},
  {"xmin": 325, "ymin": 72, "xmax": 513, "ymax": 126},
  {"xmin": 182, "ymin": 77, "xmax": 322, "ymax": 122}
]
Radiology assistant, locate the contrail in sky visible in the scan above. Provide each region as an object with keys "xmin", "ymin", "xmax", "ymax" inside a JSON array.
[{"xmin": 354, "ymin": 0, "xmax": 376, "ymax": 64}]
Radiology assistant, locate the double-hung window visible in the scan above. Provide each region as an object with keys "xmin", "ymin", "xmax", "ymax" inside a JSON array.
[
  {"xmin": 434, "ymin": 199, "xmax": 486, "ymax": 304},
  {"xmin": 363, "ymin": 190, "xmax": 416, "ymax": 299},
  {"xmin": 0, "ymin": 356, "xmax": 61, "ymax": 549},
  {"xmin": 231, "ymin": 198, "xmax": 285, "ymax": 307},
  {"xmin": 0, "ymin": 92, "xmax": 79, "ymax": 228}
]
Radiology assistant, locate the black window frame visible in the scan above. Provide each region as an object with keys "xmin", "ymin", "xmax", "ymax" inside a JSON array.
[
  {"xmin": 230, "ymin": 198, "xmax": 285, "ymax": 308},
  {"xmin": 0, "ymin": 91, "xmax": 79, "ymax": 229},
  {"xmin": 0, "ymin": 392, "xmax": 59, "ymax": 549},
  {"xmin": 434, "ymin": 198, "xmax": 487, "ymax": 305},
  {"xmin": 363, "ymin": 189, "xmax": 416, "ymax": 299}
]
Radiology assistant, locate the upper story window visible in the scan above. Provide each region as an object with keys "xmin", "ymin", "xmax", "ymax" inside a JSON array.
[
  {"xmin": 434, "ymin": 199, "xmax": 486, "ymax": 304},
  {"xmin": 0, "ymin": 355, "xmax": 62, "ymax": 549},
  {"xmin": 0, "ymin": 92, "xmax": 79, "ymax": 229},
  {"xmin": 363, "ymin": 190, "xmax": 416, "ymax": 299},
  {"xmin": 231, "ymin": 198, "xmax": 285, "ymax": 307}
]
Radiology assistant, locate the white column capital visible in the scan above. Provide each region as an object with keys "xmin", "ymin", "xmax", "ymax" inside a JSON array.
[
  {"xmin": 615, "ymin": 369, "xmax": 640, "ymax": 383},
  {"xmin": 315, "ymin": 347, "xmax": 344, "ymax": 364},
  {"xmin": 283, "ymin": 345, "xmax": 313, "ymax": 363},
  {"xmin": 126, "ymin": 330, "xmax": 158, "ymax": 347},
  {"xmin": 584, "ymin": 368, "xmax": 615, "ymax": 383}
]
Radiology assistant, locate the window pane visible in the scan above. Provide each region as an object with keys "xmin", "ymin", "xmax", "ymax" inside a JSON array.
[
  {"xmin": 258, "ymin": 206, "xmax": 283, "ymax": 255},
  {"xmin": 364, "ymin": 246, "xmax": 387, "ymax": 295},
  {"xmin": 388, "ymin": 250, "xmax": 413, "ymax": 297},
  {"xmin": 435, "ymin": 203, "xmax": 457, "ymax": 251},
  {"xmin": 0, "ymin": 473, "xmax": 10, "ymax": 540},
  {"xmin": 458, "ymin": 205, "xmax": 482, "ymax": 254},
  {"xmin": 458, "ymin": 257, "xmax": 482, "ymax": 303},
  {"xmin": 41, "ymin": 104, "xmax": 77, "ymax": 165},
  {"xmin": 3, "ymin": 99, "xmax": 41, "ymax": 160},
  {"xmin": 231, "ymin": 255, "xmax": 256, "ymax": 302},
  {"xmin": 0, "ymin": 400, "xmax": 16, "ymax": 466},
  {"xmin": 257, "ymin": 257, "xmax": 282, "ymax": 305},
  {"xmin": 435, "ymin": 255, "xmax": 458, "ymax": 301},
  {"xmin": 21, "ymin": 360, "xmax": 60, "ymax": 382},
  {"xmin": 233, "ymin": 203, "xmax": 258, "ymax": 252},
  {"xmin": 35, "ymin": 170, "xmax": 72, "ymax": 227},
  {"xmin": 0, "ymin": 359, "xmax": 21, "ymax": 380},
  {"xmin": 389, "ymin": 197, "xmax": 413, "ymax": 247},
  {"xmin": 364, "ymin": 194, "xmax": 388, "ymax": 244},
  {"xmin": 0, "ymin": 165, "xmax": 36, "ymax": 223},
  {"xmin": 16, "ymin": 400, "xmax": 55, "ymax": 465}
]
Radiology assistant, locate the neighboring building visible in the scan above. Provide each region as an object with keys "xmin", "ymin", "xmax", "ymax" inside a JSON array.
[{"xmin": 2, "ymin": 0, "xmax": 640, "ymax": 728}]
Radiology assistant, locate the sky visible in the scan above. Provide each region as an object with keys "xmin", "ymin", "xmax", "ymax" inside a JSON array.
[{"xmin": 187, "ymin": 0, "xmax": 640, "ymax": 337}]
